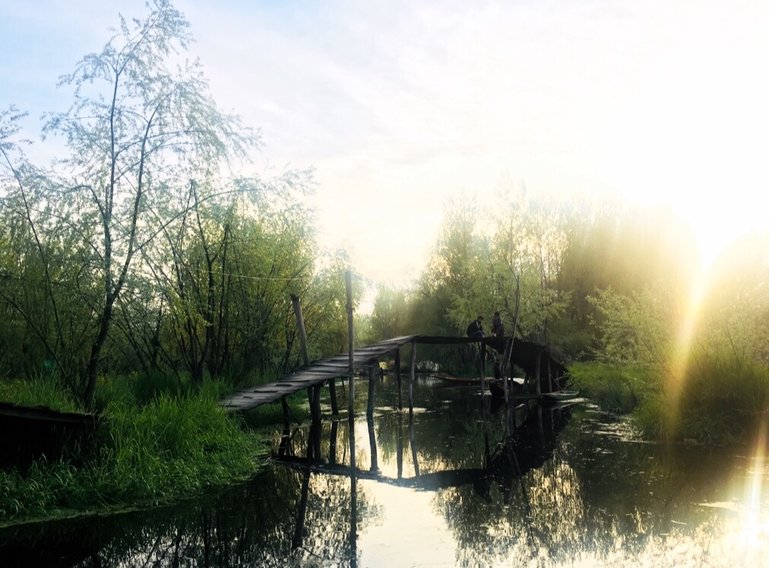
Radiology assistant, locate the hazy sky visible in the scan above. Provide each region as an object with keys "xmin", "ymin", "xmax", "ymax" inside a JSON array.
[{"xmin": 2, "ymin": 0, "xmax": 768, "ymax": 287}]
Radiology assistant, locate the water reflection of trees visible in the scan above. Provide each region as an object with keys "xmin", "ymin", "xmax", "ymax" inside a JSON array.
[
  {"xmin": 5, "ymin": 380, "xmax": 750, "ymax": 566},
  {"xmin": 0, "ymin": 419, "xmax": 366, "ymax": 567},
  {"xmin": 55, "ymin": 465, "xmax": 362, "ymax": 567},
  {"xmin": 427, "ymin": 402, "xmax": 589, "ymax": 566}
]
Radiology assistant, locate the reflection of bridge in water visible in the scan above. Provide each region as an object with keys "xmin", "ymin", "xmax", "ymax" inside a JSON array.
[
  {"xmin": 274, "ymin": 398, "xmax": 575, "ymax": 552},
  {"xmin": 222, "ymin": 327, "xmax": 572, "ymax": 556},
  {"xmin": 275, "ymin": 402, "xmax": 573, "ymax": 491}
]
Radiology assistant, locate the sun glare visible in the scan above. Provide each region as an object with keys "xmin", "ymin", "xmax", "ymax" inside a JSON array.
[{"xmin": 736, "ymin": 418, "xmax": 769, "ymax": 550}]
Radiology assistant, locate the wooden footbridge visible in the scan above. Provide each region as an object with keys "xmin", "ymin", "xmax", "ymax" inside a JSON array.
[
  {"xmin": 221, "ymin": 334, "xmax": 566, "ymax": 414},
  {"xmin": 221, "ymin": 335, "xmax": 417, "ymax": 412}
]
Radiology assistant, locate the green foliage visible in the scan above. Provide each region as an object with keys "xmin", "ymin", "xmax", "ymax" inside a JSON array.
[
  {"xmin": 368, "ymin": 286, "xmax": 410, "ymax": 342},
  {"xmin": 698, "ymin": 231, "xmax": 769, "ymax": 366},
  {"xmin": 0, "ymin": 1, "xmax": 325, "ymax": 404},
  {"xmin": 569, "ymin": 361, "xmax": 659, "ymax": 415},
  {"xmin": 587, "ymin": 285, "xmax": 675, "ymax": 367}
]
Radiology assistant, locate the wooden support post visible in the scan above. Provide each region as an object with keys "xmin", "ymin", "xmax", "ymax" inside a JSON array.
[
  {"xmin": 291, "ymin": 294, "xmax": 318, "ymax": 421},
  {"xmin": 409, "ymin": 341, "xmax": 416, "ymax": 414},
  {"xmin": 478, "ymin": 340, "xmax": 486, "ymax": 397},
  {"xmin": 345, "ymin": 271, "xmax": 355, "ymax": 417},
  {"xmin": 547, "ymin": 355, "xmax": 553, "ymax": 393},
  {"xmin": 367, "ymin": 365, "xmax": 376, "ymax": 418},
  {"xmin": 502, "ymin": 339, "xmax": 511, "ymax": 405},
  {"xmin": 367, "ymin": 413, "xmax": 378, "ymax": 472},
  {"xmin": 329, "ymin": 378, "xmax": 339, "ymax": 416},
  {"xmin": 281, "ymin": 396, "xmax": 290, "ymax": 425},
  {"xmin": 311, "ymin": 385, "xmax": 321, "ymax": 423},
  {"xmin": 395, "ymin": 349, "xmax": 402, "ymax": 410},
  {"xmin": 535, "ymin": 348, "xmax": 542, "ymax": 397},
  {"xmin": 396, "ymin": 414, "xmax": 403, "ymax": 479},
  {"xmin": 329, "ymin": 420, "xmax": 338, "ymax": 464},
  {"xmin": 347, "ymin": 270, "xmax": 358, "ymax": 559}
]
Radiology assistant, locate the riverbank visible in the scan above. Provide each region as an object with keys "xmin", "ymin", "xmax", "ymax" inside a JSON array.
[{"xmin": 0, "ymin": 375, "xmax": 305, "ymax": 527}]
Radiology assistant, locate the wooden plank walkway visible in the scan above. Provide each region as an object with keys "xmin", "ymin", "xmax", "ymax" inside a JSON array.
[
  {"xmin": 221, "ymin": 335, "xmax": 419, "ymax": 412},
  {"xmin": 220, "ymin": 334, "xmax": 565, "ymax": 413}
]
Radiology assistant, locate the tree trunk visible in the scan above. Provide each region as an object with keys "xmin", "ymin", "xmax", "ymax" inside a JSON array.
[{"xmin": 83, "ymin": 294, "xmax": 115, "ymax": 408}]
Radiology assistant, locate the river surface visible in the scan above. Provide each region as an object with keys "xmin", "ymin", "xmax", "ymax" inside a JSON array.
[{"xmin": 2, "ymin": 375, "xmax": 769, "ymax": 567}]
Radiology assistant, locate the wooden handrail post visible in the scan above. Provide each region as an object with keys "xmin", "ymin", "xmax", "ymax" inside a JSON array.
[
  {"xmin": 535, "ymin": 348, "xmax": 542, "ymax": 397},
  {"xmin": 395, "ymin": 348, "xmax": 402, "ymax": 410},
  {"xmin": 346, "ymin": 271, "xmax": 355, "ymax": 418},
  {"xmin": 409, "ymin": 341, "xmax": 416, "ymax": 414}
]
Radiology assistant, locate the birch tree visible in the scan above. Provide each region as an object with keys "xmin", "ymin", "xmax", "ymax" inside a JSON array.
[{"xmin": 42, "ymin": 0, "xmax": 254, "ymax": 406}]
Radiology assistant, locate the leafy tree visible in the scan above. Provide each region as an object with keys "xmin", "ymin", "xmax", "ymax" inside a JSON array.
[
  {"xmin": 587, "ymin": 285, "xmax": 675, "ymax": 367},
  {"xmin": 556, "ymin": 203, "xmax": 697, "ymax": 358},
  {"xmin": 368, "ymin": 286, "xmax": 410, "ymax": 342},
  {"xmin": 698, "ymin": 231, "xmax": 769, "ymax": 364},
  {"xmin": 488, "ymin": 185, "xmax": 570, "ymax": 343},
  {"xmin": 419, "ymin": 198, "xmax": 490, "ymax": 335},
  {"xmin": 36, "ymin": 0, "xmax": 255, "ymax": 405}
]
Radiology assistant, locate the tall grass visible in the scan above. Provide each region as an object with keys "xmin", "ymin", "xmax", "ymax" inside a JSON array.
[
  {"xmin": 570, "ymin": 356, "xmax": 769, "ymax": 445},
  {"xmin": 569, "ymin": 362, "xmax": 659, "ymax": 414},
  {"xmin": 669, "ymin": 352, "xmax": 769, "ymax": 445},
  {"xmin": 0, "ymin": 377, "xmax": 269, "ymax": 526},
  {"xmin": 0, "ymin": 376, "xmax": 81, "ymax": 413}
]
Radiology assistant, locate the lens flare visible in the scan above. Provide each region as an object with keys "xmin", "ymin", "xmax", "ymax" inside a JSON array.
[
  {"xmin": 665, "ymin": 270, "xmax": 708, "ymax": 438},
  {"xmin": 739, "ymin": 417, "xmax": 769, "ymax": 549}
]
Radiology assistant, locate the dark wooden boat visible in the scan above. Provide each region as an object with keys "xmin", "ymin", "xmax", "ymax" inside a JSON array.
[
  {"xmin": 540, "ymin": 390, "xmax": 580, "ymax": 403},
  {"xmin": 434, "ymin": 373, "xmax": 476, "ymax": 384},
  {"xmin": 0, "ymin": 402, "xmax": 100, "ymax": 468}
]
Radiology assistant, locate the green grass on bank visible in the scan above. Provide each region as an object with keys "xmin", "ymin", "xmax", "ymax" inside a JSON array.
[
  {"xmin": 0, "ymin": 376, "xmax": 81, "ymax": 413},
  {"xmin": 569, "ymin": 362, "xmax": 660, "ymax": 415},
  {"xmin": 570, "ymin": 356, "xmax": 769, "ymax": 445},
  {"xmin": 0, "ymin": 374, "xmax": 299, "ymax": 526}
]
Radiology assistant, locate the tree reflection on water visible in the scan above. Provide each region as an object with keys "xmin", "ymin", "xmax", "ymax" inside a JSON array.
[{"xmin": 2, "ymin": 377, "xmax": 769, "ymax": 566}]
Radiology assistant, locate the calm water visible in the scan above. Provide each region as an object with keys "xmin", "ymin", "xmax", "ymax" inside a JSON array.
[{"xmin": 3, "ymin": 376, "xmax": 769, "ymax": 567}]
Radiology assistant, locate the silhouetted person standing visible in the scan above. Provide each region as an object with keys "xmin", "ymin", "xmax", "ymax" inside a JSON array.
[{"xmin": 491, "ymin": 311, "xmax": 505, "ymax": 337}]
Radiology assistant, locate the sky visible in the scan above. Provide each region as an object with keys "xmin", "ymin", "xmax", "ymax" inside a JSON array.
[{"xmin": 2, "ymin": 0, "xmax": 769, "ymax": 289}]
